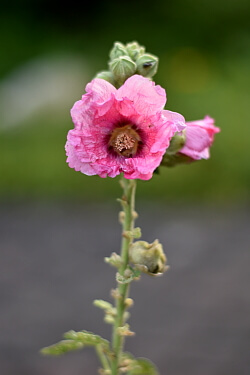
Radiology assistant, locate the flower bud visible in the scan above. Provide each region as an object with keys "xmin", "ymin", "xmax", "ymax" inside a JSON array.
[
  {"xmin": 109, "ymin": 42, "xmax": 128, "ymax": 60},
  {"xmin": 117, "ymin": 324, "xmax": 135, "ymax": 336},
  {"xmin": 125, "ymin": 298, "xmax": 134, "ymax": 308},
  {"xmin": 136, "ymin": 54, "xmax": 159, "ymax": 78},
  {"xmin": 129, "ymin": 240, "xmax": 167, "ymax": 276},
  {"xmin": 109, "ymin": 56, "xmax": 136, "ymax": 85},
  {"xmin": 95, "ymin": 71, "xmax": 115, "ymax": 85},
  {"xmin": 126, "ymin": 41, "xmax": 145, "ymax": 61}
]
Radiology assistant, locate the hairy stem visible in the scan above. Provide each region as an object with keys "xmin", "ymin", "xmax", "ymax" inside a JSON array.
[{"xmin": 111, "ymin": 177, "xmax": 137, "ymax": 375}]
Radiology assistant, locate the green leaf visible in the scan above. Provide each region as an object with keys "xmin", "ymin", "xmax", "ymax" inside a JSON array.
[
  {"xmin": 64, "ymin": 330, "xmax": 109, "ymax": 349},
  {"xmin": 41, "ymin": 340, "xmax": 84, "ymax": 356},
  {"xmin": 41, "ymin": 330, "xmax": 110, "ymax": 356},
  {"xmin": 93, "ymin": 299, "xmax": 113, "ymax": 311},
  {"xmin": 116, "ymin": 267, "xmax": 141, "ymax": 284},
  {"xmin": 123, "ymin": 227, "xmax": 142, "ymax": 239},
  {"xmin": 104, "ymin": 253, "xmax": 123, "ymax": 268},
  {"xmin": 128, "ymin": 358, "xmax": 160, "ymax": 375}
]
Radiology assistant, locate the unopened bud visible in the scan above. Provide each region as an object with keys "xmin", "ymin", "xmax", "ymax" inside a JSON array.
[
  {"xmin": 136, "ymin": 54, "xmax": 158, "ymax": 78},
  {"xmin": 119, "ymin": 211, "xmax": 125, "ymax": 224},
  {"xmin": 104, "ymin": 315, "xmax": 115, "ymax": 324},
  {"xmin": 109, "ymin": 56, "xmax": 136, "ymax": 85},
  {"xmin": 95, "ymin": 71, "xmax": 115, "ymax": 84},
  {"xmin": 117, "ymin": 324, "xmax": 135, "ymax": 336},
  {"xmin": 125, "ymin": 298, "xmax": 134, "ymax": 308},
  {"xmin": 130, "ymin": 240, "xmax": 167, "ymax": 276},
  {"xmin": 110, "ymin": 42, "xmax": 128, "ymax": 60},
  {"xmin": 110, "ymin": 288, "xmax": 122, "ymax": 300},
  {"xmin": 126, "ymin": 41, "xmax": 145, "ymax": 61}
]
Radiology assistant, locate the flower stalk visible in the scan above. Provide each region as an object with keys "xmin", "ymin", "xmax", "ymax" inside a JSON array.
[
  {"xmin": 111, "ymin": 177, "xmax": 137, "ymax": 374},
  {"xmin": 41, "ymin": 41, "xmax": 220, "ymax": 375}
]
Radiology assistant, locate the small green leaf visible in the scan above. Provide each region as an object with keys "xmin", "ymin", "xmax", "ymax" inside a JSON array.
[
  {"xmin": 64, "ymin": 330, "xmax": 109, "ymax": 349},
  {"xmin": 116, "ymin": 268, "xmax": 141, "ymax": 284},
  {"xmin": 124, "ymin": 227, "xmax": 142, "ymax": 239},
  {"xmin": 104, "ymin": 252, "xmax": 123, "ymax": 268},
  {"xmin": 128, "ymin": 358, "xmax": 160, "ymax": 375},
  {"xmin": 93, "ymin": 299, "xmax": 113, "ymax": 311},
  {"xmin": 41, "ymin": 330, "xmax": 110, "ymax": 356},
  {"xmin": 41, "ymin": 340, "xmax": 84, "ymax": 356},
  {"xmin": 93, "ymin": 300, "xmax": 117, "ymax": 325}
]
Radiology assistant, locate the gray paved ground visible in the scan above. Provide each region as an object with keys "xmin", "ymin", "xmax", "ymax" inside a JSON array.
[{"xmin": 0, "ymin": 201, "xmax": 249, "ymax": 375}]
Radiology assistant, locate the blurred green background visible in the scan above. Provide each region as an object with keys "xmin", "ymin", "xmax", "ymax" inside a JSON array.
[{"xmin": 1, "ymin": 0, "xmax": 250, "ymax": 203}]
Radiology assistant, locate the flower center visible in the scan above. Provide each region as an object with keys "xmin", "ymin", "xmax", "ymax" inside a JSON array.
[{"xmin": 109, "ymin": 124, "xmax": 141, "ymax": 157}]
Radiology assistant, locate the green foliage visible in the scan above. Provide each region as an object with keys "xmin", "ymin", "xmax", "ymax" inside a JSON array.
[
  {"xmin": 128, "ymin": 358, "xmax": 159, "ymax": 375},
  {"xmin": 104, "ymin": 253, "xmax": 123, "ymax": 268},
  {"xmin": 121, "ymin": 353, "xmax": 159, "ymax": 375},
  {"xmin": 116, "ymin": 267, "xmax": 141, "ymax": 284},
  {"xmin": 41, "ymin": 330, "xmax": 110, "ymax": 356},
  {"xmin": 93, "ymin": 299, "xmax": 113, "ymax": 311},
  {"xmin": 41, "ymin": 340, "xmax": 84, "ymax": 356},
  {"xmin": 123, "ymin": 227, "xmax": 142, "ymax": 239}
]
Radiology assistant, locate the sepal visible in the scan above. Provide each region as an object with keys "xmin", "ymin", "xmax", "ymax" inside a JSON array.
[
  {"xmin": 166, "ymin": 132, "xmax": 186, "ymax": 155},
  {"xmin": 160, "ymin": 131, "xmax": 193, "ymax": 167}
]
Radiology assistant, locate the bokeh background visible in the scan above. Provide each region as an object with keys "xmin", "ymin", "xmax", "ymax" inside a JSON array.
[{"xmin": 0, "ymin": 1, "xmax": 249, "ymax": 374}]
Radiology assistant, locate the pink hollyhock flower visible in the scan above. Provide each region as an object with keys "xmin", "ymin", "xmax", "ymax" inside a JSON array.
[
  {"xmin": 179, "ymin": 116, "xmax": 220, "ymax": 160},
  {"xmin": 66, "ymin": 75, "xmax": 185, "ymax": 180}
]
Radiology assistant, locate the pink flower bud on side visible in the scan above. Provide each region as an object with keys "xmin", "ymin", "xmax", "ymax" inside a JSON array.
[{"xmin": 179, "ymin": 116, "xmax": 220, "ymax": 160}]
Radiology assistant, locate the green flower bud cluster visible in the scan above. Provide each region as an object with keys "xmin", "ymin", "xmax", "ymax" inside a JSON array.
[{"xmin": 95, "ymin": 41, "xmax": 159, "ymax": 87}]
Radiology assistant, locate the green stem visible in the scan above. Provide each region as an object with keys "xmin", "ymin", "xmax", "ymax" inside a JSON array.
[
  {"xmin": 111, "ymin": 177, "xmax": 137, "ymax": 375},
  {"xmin": 95, "ymin": 345, "xmax": 111, "ymax": 373}
]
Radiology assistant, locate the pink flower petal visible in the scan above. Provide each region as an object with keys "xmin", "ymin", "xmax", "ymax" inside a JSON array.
[
  {"xmin": 180, "ymin": 116, "xmax": 220, "ymax": 160},
  {"xmin": 66, "ymin": 75, "xmax": 188, "ymax": 180},
  {"xmin": 163, "ymin": 110, "xmax": 186, "ymax": 132},
  {"xmin": 116, "ymin": 75, "xmax": 166, "ymax": 116},
  {"xmin": 85, "ymin": 78, "xmax": 116, "ymax": 105},
  {"xmin": 185, "ymin": 126, "xmax": 211, "ymax": 151}
]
